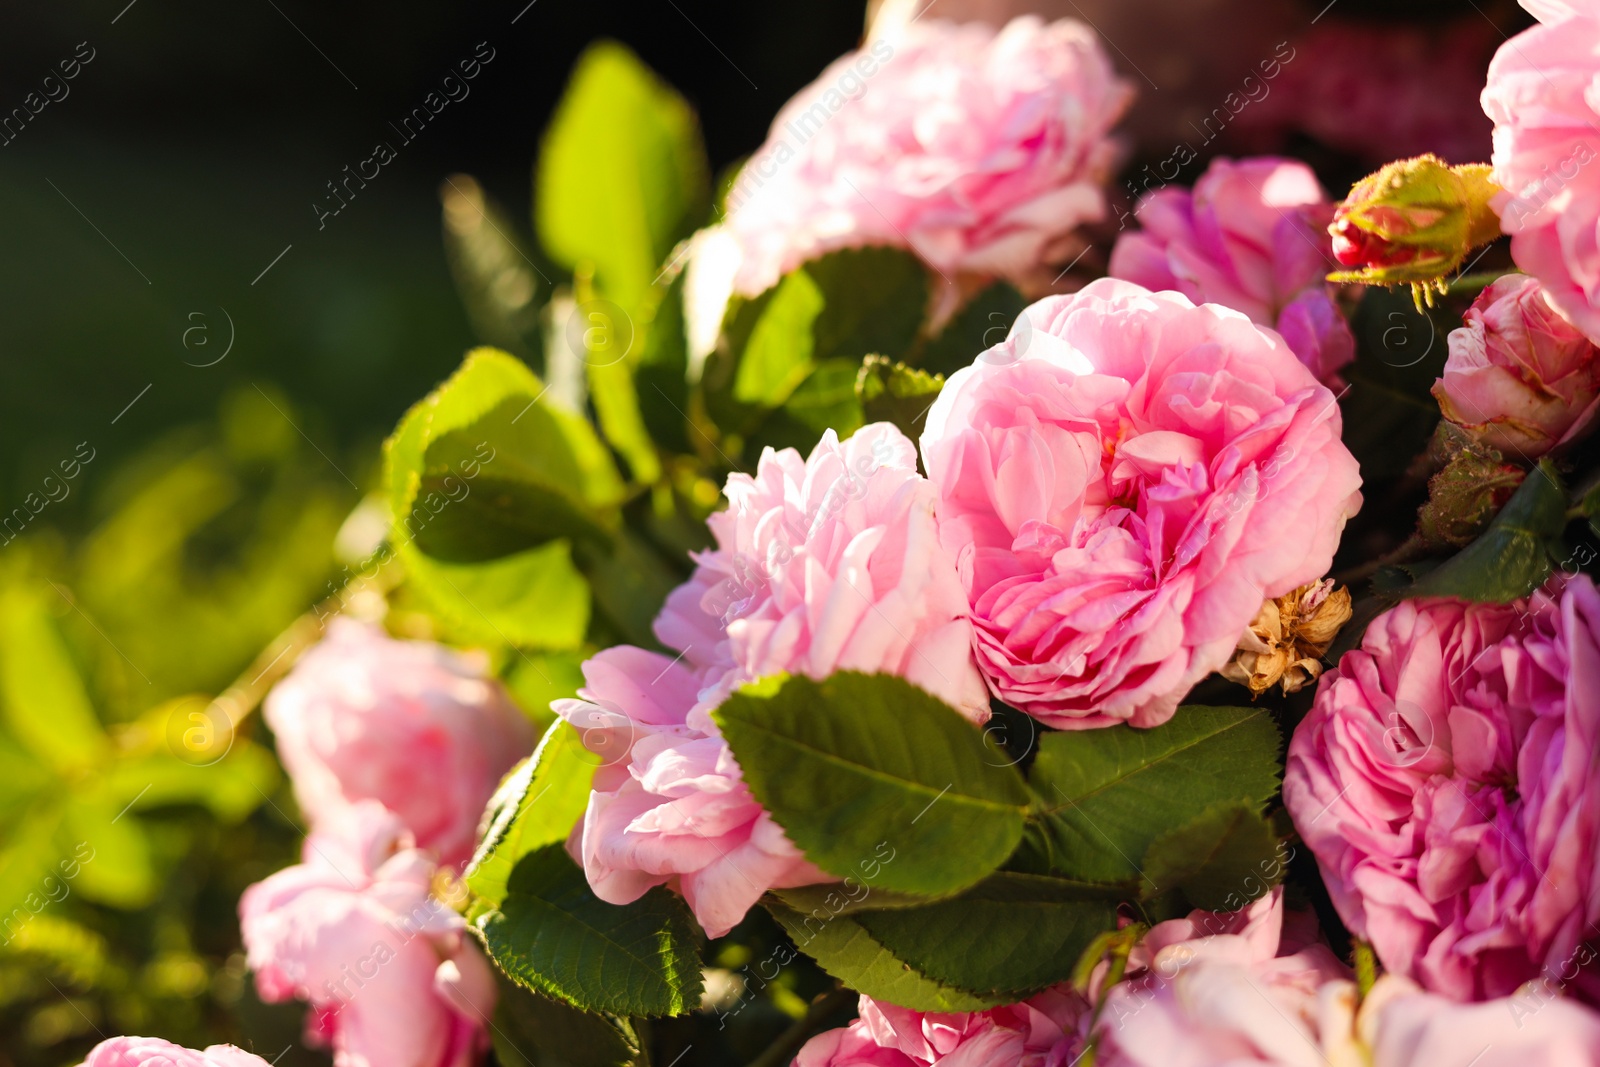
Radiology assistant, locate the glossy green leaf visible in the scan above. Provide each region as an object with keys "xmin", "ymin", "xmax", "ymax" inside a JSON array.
[
  {"xmin": 765, "ymin": 899, "xmax": 1001, "ymax": 1012},
  {"xmin": 99, "ymin": 739, "xmax": 280, "ymax": 825},
  {"xmin": 1140, "ymin": 800, "xmax": 1284, "ymax": 912},
  {"xmin": 491, "ymin": 970, "xmax": 644, "ymax": 1067},
  {"xmin": 404, "ymin": 540, "xmax": 591, "ymax": 650},
  {"xmin": 536, "ymin": 41, "xmax": 709, "ymax": 313},
  {"xmin": 1026, "ymin": 706, "xmax": 1281, "ymax": 886},
  {"xmin": 468, "ymin": 722, "xmax": 599, "ymax": 910},
  {"xmin": 60, "ymin": 795, "xmax": 156, "ymax": 908},
  {"xmin": 478, "ymin": 843, "xmax": 702, "ymax": 1017},
  {"xmin": 0, "ymin": 585, "xmax": 108, "ymax": 776},
  {"xmin": 852, "ymin": 871, "xmax": 1122, "ymax": 997},
  {"xmin": 714, "ymin": 672, "xmax": 1030, "ymax": 897}
]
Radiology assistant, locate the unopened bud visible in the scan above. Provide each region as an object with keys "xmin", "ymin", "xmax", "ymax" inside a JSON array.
[{"xmin": 1328, "ymin": 155, "xmax": 1502, "ymax": 309}]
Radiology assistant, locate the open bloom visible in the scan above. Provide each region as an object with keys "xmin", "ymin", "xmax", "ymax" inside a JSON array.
[
  {"xmin": 1434, "ymin": 273, "xmax": 1600, "ymax": 458},
  {"xmin": 794, "ymin": 988, "xmax": 1090, "ymax": 1067},
  {"xmin": 79, "ymin": 1039, "xmax": 272, "ymax": 1067},
  {"xmin": 239, "ymin": 802, "xmax": 497, "ymax": 1067},
  {"xmin": 685, "ymin": 15, "xmax": 1131, "ymax": 356},
  {"xmin": 1109, "ymin": 156, "xmax": 1354, "ymax": 384},
  {"xmin": 1284, "ymin": 576, "xmax": 1600, "ymax": 1003},
  {"xmin": 920, "ymin": 279, "xmax": 1362, "ymax": 728},
  {"xmin": 264, "ymin": 618, "xmax": 533, "ymax": 870},
  {"xmin": 559, "ymin": 424, "xmax": 987, "ymax": 937},
  {"xmin": 1097, "ymin": 888, "xmax": 1600, "ymax": 1067},
  {"xmin": 1482, "ymin": 0, "xmax": 1600, "ymax": 343}
]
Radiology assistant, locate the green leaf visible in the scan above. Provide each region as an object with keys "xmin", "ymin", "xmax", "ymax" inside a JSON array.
[
  {"xmin": 856, "ymin": 356, "xmax": 943, "ymax": 441},
  {"xmin": 852, "ymin": 872, "xmax": 1122, "ymax": 997},
  {"xmin": 403, "ymin": 540, "xmax": 591, "ymax": 650},
  {"xmin": 705, "ymin": 247, "xmax": 928, "ymax": 439},
  {"xmin": 60, "ymin": 795, "xmax": 156, "ymax": 908},
  {"xmin": 765, "ymin": 899, "xmax": 1001, "ymax": 1012},
  {"xmin": 477, "ymin": 843, "xmax": 703, "ymax": 1017},
  {"xmin": 583, "ymin": 529, "xmax": 682, "ymax": 650},
  {"xmin": 468, "ymin": 722, "xmax": 599, "ymax": 911},
  {"xmin": 536, "ymin": 41, "xmax": 709, "ymax": 314},
  {"xmin": 383, "ymin": 349, "xmax": 624, "ymax": 650},
  {"xmin": 747, "ymin": 359, "xmax": 866, "ymax": 455},
  {"xmin": 1140, "ymin": 801, "xmax": 1283, "ymax": 913},
  {"xmin": 733, "ymin": 268, "xmax": 826, "ymax": 407},
  {"xmin": 918, "ymin": 282, "xmax": 1027, "ymax": 378},
  {"xmin": 713, "ymin": 673, "xmax": 1030, "ymax": 897},
  {"xmin": 635, "ymin": 269, "xmax": 692, "ymax": 454},
  {"xmin": 0, "ymin": 584, "xmax": 108, "ymax": 776},
  {"xmin": 1026, "ymin": 706, "xmax": 1281, "ymax": 886},
  {"xmin": 99, "ymin": 739, "xmax": 280, "ymax": 824},
  {"xmin": 491, "ymin": 970, "xmax": 644, "ymax": 1067},
  {"xmin": 1408, "ymin": 459, "xmax": 1567, "ymax": 602}
]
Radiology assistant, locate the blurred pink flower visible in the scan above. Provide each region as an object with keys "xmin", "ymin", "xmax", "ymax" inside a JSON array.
[
  {"xmin": 685, "ymin": 14, "xmax": 1132, "ymax": 355},
  {"xmin": 559, "ymin": 424, "xmax": 988, "ymax": 937},
  {"xmin": 1283, "ymin": 576, "xmax": 1600, "ymax": 1002},
  {"xmin": 78, "ymin": 1038, "xmax": 272, "ymax": 1067},
  {"xmin": 793, "ymin": 988, "xmax": 1090, "ymax": 1067},
  {"xmin": 920, "ymin": 279, "xmax": 1362, "ymax": 728},
  {"xmin": 239, "ymin": 802, "xmax": 497, "ymax": 1067},
  {"xmin": 1109, "ymin": 156, "xmax": 1354, "ymax": 384},
  {"xmin": 1435, "ymin": 273, "xmax": 1600, "ymax": 458},
  {"xmin": 264, "ymin": 618, "xmax": 533, "ymax": 870},
  {"xmin": 1482, "ymin": 0, "xmax": 1600, "ymax": 344}
]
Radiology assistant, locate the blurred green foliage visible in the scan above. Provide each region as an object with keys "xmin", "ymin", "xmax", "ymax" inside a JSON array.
[{"xmin": 0, "ymin": 385, "xmax": 355, "ymax": 1067}]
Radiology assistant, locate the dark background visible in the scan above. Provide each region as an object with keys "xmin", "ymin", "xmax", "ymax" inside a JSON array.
[{"xmin": 0, "ymin": 0, "xmax": 866, "ymax": 524}]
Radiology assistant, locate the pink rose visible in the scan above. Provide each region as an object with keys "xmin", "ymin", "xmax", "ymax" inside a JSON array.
[
  {"xmin": 238, "ymin": 801, "xmax": 497, "ymax": 1067},
  {"xmin": 1097, "ymin": 891, "xmax": 1355, "ymax": 1067},
  {"xmin": 1363, "ymin": 974, "xmax": 1600, "ymax": 1067},
  {"xmin": 654, "ymin": 423, "xmax": 989, "ymax": 722},
  {"xmin": 1283, "ymin": 576, "xmax": 1600, "ymax": 1003},
  {"xmin": 793, "ymin": 988, "xmax": 1090, "ymax": 1067},
  {"xmin": 1482, "ymin": 1, "xmax": 1600, "ymax": 344},
  {"xmin": 1434, "ymin": 273, "xmax": 1600, "ymax": 459},
  {"xmin": 689, "ymin": 14, "xmax": 1131, "ymax": 332},
  {"xmin": 559, "ymin": 424, "xmax": 988, "ymax": 937},
  {"xmin": 78, "ymin": 1038, "xmax": 272, "ymax": 1067},
  {"xmin": 920, "ymin": 279, "xmax": 1362, "ymax": 728},
  {"xmin": 264, "ymin": 618, "xmax": 533, "ymax": 870},
  {"xmin": 1097, "ymin": 890, "xmax": 1600, "ymax": 1067},
  {"xmin": 1109, "ymin": 156, "xmax": 1354, "ymax": 384}
]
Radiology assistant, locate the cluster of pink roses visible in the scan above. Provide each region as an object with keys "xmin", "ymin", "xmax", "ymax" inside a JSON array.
[
  {"xmin": 80, "ymin": 620, "xmax": 535, "ymax": 1067},
  {"xmin": 796, "ymin": 889, "xmax": 1600, "ymax": 1067}
]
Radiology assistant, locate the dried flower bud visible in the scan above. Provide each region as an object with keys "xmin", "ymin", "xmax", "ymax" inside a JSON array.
[
  {"xmin": 1327, "ymin": 155, "xmax": 1502, "ymax": 308},
  {"xmin": 1221, "ymin": 580, "xmax": 1354, "ymax": 696}
]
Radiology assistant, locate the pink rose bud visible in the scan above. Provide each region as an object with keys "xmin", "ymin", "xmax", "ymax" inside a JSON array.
[
  {"xmin": 1327, "ymin": 155, "xmax": 1501, "ymax": 307},
  {"xmin": 1433, "ymin": 273, "xmax": 1600, "ymax": 458},
  {"xmin": 78, "ymin": 1038, "xmax": 273, "ymax": 1067},
  {"xmin": 238, "ymin": 802, "xmax": 497, "ymax": 1067},
  {"xmin": 264, "ymin": 619, "xmax": 533, "ymax": 870},
  {"xmin": 1284, "ymin": 576, "xmax": 1600, "ymax": 1004}
]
